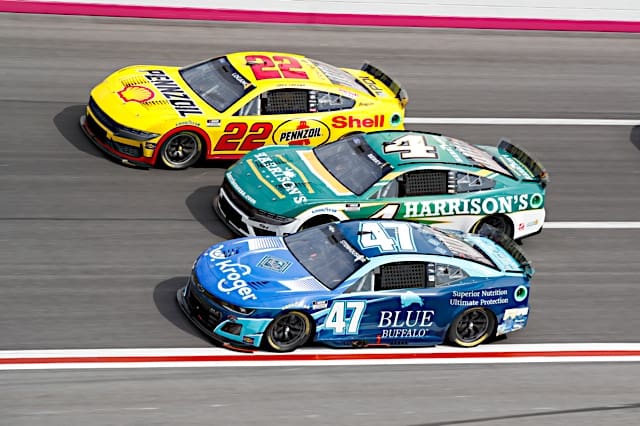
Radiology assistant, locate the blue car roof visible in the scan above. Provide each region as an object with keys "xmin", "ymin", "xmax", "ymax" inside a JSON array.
[{"xmin": 335, "ymin": 220, "xmax": 456, "ymax": 258}]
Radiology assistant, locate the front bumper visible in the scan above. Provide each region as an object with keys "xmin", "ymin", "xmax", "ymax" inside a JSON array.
[
  {"xmin": 80, "ymin": 108, "xmax": 154, "ymax": 168},
  {"xmin": 214, "ymin": 185, "xmax": 299, "ymax": 237},
  {"xmin": 176, "ymin": 280, "xmax": 267, "ymax": 350}
]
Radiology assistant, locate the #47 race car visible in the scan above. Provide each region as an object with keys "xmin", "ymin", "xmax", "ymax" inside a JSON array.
[
  {"xmin": 215, "ymin": 130, "xmax": 548, "ymax": 241},
  {"xmin": 177, "ymin": 219, "xmax": 533, "ymax": 352},
  {"xmin": 80, "ymin": 51, "xmax": 407, "ymax": 169}
]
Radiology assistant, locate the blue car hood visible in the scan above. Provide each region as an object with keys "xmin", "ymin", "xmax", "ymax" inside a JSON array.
[{"xmin": 195, "ymin": 237, "xmax": 330, "ymax": 308}]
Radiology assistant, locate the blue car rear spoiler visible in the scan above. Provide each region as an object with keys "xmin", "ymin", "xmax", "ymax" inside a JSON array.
[{"xmin": 477, "ymin": 224, "xmax": 535, "ymax": 279}]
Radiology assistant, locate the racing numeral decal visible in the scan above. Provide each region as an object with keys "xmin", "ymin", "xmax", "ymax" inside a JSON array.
[
  {"xmin": 325, "ymin": 300, "xmax": 366, "ymax": 335},
  {"xmin": 383, "ymin": 134, "xmax": 438, "ymax": 159},
  {"xmin": 214, "ymin": 122, "xmax": 274, "ymax": 152},
  {"xmin": 358, "ymin": 221, "xmax": 416, "ymax": 252},
  {"xmin": 245, "ymin": 55, "xmax": 309, "ymax": 80},
  {"xmin": 369, "ymin": 204, "xmax": 400, "ymax": 219}
]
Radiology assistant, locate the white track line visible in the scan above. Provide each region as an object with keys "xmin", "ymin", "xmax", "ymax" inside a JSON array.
[
  {"xmin": 545, "ymin": 222, "xmax": 640, "ymax": 229},
  {"xmin": 405, "ymin": 118, "xmax": 640, "ymax": 126},
  {"xmin": 2, "ymin": 344, "xmax": 640, "ymax": 370}
]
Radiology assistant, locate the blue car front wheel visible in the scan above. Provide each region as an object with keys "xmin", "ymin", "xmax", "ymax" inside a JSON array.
[{"xmin": 264, "ymin": 311, "xmax": 312, "ymax": 352}]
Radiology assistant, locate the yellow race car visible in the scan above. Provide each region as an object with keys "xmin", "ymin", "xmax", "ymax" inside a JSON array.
[{"xmin": 81, "ymin": 51, "xmax": 408, "ymax": 169}]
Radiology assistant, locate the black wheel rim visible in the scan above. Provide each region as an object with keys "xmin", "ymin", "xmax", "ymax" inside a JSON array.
[
  {"xmin": 456, "ymin": 310, "xmax": 490, "ymax": 343},
  {"xmin": 162, "ymin": 133, "xmax": 198, "ymax": 166},
  {"xmin": 482, "ymin": 216, "xmax": 511, "ymax": 236},
  {"xmin": 269, "ymin": 313, "xmax": 308, "ymax": 349}
]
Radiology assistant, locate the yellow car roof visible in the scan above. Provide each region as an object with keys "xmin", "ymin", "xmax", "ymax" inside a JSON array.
[{"xmin": 225, "ymin": 51, "xmax": 370, "ymax": 95}]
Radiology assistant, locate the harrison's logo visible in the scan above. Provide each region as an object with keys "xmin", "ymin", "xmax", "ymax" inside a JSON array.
[
  {"xmin": 118, "ymin": 85, "xmax": 155, "ymax": 103},
  {"xmin": 273, "ymin": 119, "xmax": 330, "ymax": 146}
]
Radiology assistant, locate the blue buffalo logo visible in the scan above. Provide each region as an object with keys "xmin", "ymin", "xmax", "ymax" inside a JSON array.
[
  {"xmin": 400, "ymin": 291, "xmax": 424, "ymax": 308},
  {"xmin": 257, "ymin": 255, "xmax": 292, "ymax": 273}
]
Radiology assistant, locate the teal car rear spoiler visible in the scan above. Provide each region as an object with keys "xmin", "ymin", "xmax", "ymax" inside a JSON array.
[
  {"xmin": 498, "ymin": 139, "xmax": 549, "ymax": 188},
  {"xmin": 477, "ymin": 224, "xmax": 535, "ymax": 279},
  {"xmin": 361, "ymin": 63, "xmax": 408, "ymax": 106}
]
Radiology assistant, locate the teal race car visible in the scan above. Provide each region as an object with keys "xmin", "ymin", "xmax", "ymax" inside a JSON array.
[{"xmin": 214, "ymin": 130, "xmax": 548, "ymax": 240}]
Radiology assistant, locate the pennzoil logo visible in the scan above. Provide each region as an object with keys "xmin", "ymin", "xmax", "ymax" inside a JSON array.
[
  {"xmin": 273, "ymin": 119, "xmax": 330, "ymax": 146},
  {"xmin": 118, "ymin": 85, "xmax": 154, "ymax": 103}
]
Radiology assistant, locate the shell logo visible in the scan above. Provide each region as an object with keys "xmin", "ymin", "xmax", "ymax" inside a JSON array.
[
  {"xmin": 272, "ymin": 119, "xmax": 330, "ymax": 146},
  {"xmin": 117, "ymin": 85, "xmax": 155, "ymax": 103}
]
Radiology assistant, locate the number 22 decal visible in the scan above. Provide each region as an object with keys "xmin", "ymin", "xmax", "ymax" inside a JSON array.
[
  {"xmin": 245, "ymin": 54, "xmax": 309, "ymax": 80},
  {"xmin": 214, "ymin": 122, "xmax": 273, "ymax": 152},
  {"xmin": 325, "ymin": 300, "xmax": 366, "ymax": 335}
]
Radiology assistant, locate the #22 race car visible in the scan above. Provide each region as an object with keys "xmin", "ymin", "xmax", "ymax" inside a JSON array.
[
  {"xmin": 80, "ymin": 51, "xmax": 407, "ymax": 169},
  {"xmin": 215, "ymin": 130, "xmax": 549, "ymax": 241},
  {"xmin": 177, "ymin": 219, "xmax": 533, "ymax": 352}
]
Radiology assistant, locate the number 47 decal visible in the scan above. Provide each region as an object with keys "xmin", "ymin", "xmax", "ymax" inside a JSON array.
[{"xmin": 325, "ymin": 301, "xmax": 366, "ymax": 335}]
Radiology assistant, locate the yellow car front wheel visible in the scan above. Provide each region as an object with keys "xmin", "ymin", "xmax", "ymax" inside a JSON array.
[{"xmin": 159, "ymin": 131, "xmax": 202, "ymax": 169}]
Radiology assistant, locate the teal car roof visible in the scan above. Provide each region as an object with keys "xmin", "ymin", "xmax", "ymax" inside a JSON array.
[{"xmin": 364, "ymin": 130, "xmax": 481, "ymax": 168}]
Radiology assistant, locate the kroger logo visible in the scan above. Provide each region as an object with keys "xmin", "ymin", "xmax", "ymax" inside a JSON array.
[{"xmin": 215, "ymin": 259, "xmax": 257, "ymax": 301}]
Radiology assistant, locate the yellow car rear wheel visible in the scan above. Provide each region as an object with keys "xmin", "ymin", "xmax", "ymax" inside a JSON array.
[{"xmin": 159, "ymin": 131, "xmax": 202, "ymax": 169}]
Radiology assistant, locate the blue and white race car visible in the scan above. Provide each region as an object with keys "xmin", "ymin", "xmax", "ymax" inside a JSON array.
[{"xmin": 177, "ymin": 220, "xmax": 533, "ymax": 352}]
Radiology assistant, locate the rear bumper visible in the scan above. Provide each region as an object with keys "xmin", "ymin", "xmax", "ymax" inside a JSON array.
[{"xmin": 80, "ymin": 112, "xmax": 154, "ymax": 169}]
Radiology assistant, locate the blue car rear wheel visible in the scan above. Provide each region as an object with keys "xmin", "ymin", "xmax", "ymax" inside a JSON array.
[{"xmin": 448, "ymin": 307, "xmax": 495, "ymax": 347}]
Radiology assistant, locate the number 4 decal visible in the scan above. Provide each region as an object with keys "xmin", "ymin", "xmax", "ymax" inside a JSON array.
[
  {"xmin": 358, "ymin": 221, "xmax": 417, "ymax": 252},
  {"xmin": 325, "ymin": 301, "xmax": 366, "ymax": 335},
  {"xmin": 383, "ymin": 134, "xmax": 438, "ymax": 159}
]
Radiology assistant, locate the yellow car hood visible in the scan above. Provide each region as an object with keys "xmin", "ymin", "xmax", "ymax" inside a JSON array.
[{"xmin": 91, "ymin": 65, "xmax": 208, "ymax": 128}]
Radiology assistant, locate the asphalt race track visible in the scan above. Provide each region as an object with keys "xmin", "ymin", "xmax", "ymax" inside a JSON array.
[{"xmin": 1, "ymin": 13, "xmax": 640, "ymax": 426}]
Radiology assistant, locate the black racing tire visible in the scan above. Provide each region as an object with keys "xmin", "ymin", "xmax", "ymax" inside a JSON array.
[
  {"xmin": 299, "ymin": 215, "xmax": 338, "ymax": 231},
  {"xmin": 472, "ymin": 214, "xmax": 514, "ymax": 239},
  {"xmin": 447, "ymin": 307, "xmax": 495, "ymax": 347},
  {"xmin": 158, "ymin": 131, "xmax": 203, "ymax": 169},
  {"xmin": 264, "ymin": 311, "xmax": 312, "ymax": 352}
]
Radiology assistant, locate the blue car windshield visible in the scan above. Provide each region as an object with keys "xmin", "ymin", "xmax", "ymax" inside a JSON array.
[
  {"xmin": 314, "ymin": 135, "xmax": 392, "ymax": 195},
  {"xmin": 285, "ymin": 223, "xmax": 367, "ymax": 290},
  {"xmin": 180, "ymin": 57, "xmax": 254, "ymax": 112}
]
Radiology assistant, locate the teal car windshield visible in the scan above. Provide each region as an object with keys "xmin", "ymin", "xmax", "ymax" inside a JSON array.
[
  {"xmin": 314, "ymin": 135, "xmax": 392, "ymax": 195},
  {"xmin": 285, "ymin": 223, "xmax": 367, "ymax": 290},
  {"xmin": 180, "ymin": 57, "xmax": 254, "ymax": 112}
]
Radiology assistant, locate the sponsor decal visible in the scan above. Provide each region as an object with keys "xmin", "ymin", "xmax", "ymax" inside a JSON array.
[
  {"xmin": 496, "ymin": 307, "xmax": 529, "ymax": 336},
  {"xmin": 402, "ymin": 193, "xmax": 544, "ymax": 219},
  {"xmin": 331, "ymin": 115, "xmax": 385, "ymax": 129},
  {"xmin": 231, "ymin": 72, "xmax": 252, "ymax": 89},
  {"xmin": 360, "ymin": 76, "xmax": 386, "ymax": 97},
  {"xmin": 501, "ymin": 155, "xmax": 534, "ymax": 179},
  {"xmin": 312, "ymin": 300, "xmax": 328, "ymax": 310},
  {"xmin": 257, "ymin": 255, "xmax": 292, "ymax": 273},
  {"xmin": 345, "ymin": 203, "xmax": 361, "ymax": 212},
  {"xmin": 377, "ymin": 310, "xmax": 434, "ymax": 338},
  {"xmin": 514, "ymin": 285, "xmax": 528, "ymax": 302},
  {"xmin": 242, "ymin": 336, "xmax": 255, "ymax": 344},
  {"xmin": 449, "ymin": 289, "xmax": 509, "ymax": 307},
  {"xmin": 206, "ymin": 244, "xmax": 226, "ymax": 260},
  {"xmin": 206, "ymin": 119, "xmax": 221, "ymax": 127},
  {"xmin": 142, "ymin": 69, "xmax": 203, "ymax": 117},
  {"xmin": 273, "ymin": 119, "xmax": 330, "ymax": 146},
  {"xmin": 400, "ymin": 291, "xmax": 423, "ymax": 308},
  {"xmin": 118, "ymin": 85, "xmax": 154, "ymax": 103},
  {"xmin": 283, "ymin": 301, "xmax": 311, "ymax": 310},
  {"xmin": 176, "ymin": 120, "xmax": 200, "ymax": 127},
  {"xmin": 253, "ymin": 152, "xmax": 307, "ymax": 204},
  {"xmin": 227, "ymin": 172, "xmax": 256, "ymax": 205},
  {"xmin": 215, "ymin": 259, "xmax": 257, "ymax": 301}
]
